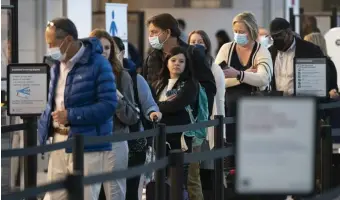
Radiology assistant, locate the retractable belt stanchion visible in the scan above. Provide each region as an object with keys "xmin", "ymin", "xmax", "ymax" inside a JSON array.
[
  {"xmin": 22, "ymin": 117, "xmax": 37, "ymax": 200},
  {"xmin": 320, "ymin": 125, "xmax": 332, "ymax": 192},
  {"xmin": 169, "ymin": 150, "xmax": 184, "ymax": 200},
  {"xmin": 67, "ymin": 134, "xmax": 84, "ymax": 200},
  {"xmin": 214, "ymin": 115, "xmax": 224, "ymax": 200},
  {"xmin": 155, "ymin": 123, "xmax": 167, "ymax": 200},
  {"xmin": 330, "ymin": 7, "xmax": 338, "ymax": 28},
  {"xmin": 289, "ymin": 7, "xmax": 295, "ymax": 32}
]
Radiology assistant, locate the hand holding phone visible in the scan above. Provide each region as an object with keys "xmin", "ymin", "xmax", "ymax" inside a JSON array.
[{"xmin": 219, "ymin": 61, "xmax": 229, "ymax": 69}]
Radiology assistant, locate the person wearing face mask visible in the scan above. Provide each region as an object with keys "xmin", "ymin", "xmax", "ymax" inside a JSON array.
[
  {"xmin": 215, "ymin": 12, "xmax": 273, "ymax": 124},
  {"xmin": 187, "ymin": 30, "xmax": 225, "ymax": 200},
  {"xmin": 215, "ymin": 15, "xmax": 274, "ymax": 195},
  {"xmin": 112, "ymin": 35, "xmax": 163, "ymax": 200},
  {"xmin": 143, "ymin": 13, "xmax": 216, "ymax": 117},
  {"xmin": 39, "ymin": 18, "xmax": 117, "ymax": 200},
  {"xmin": 268, "ymin": 18, "xmax": 324, "ymax": 96},
  {"xmin": 258, "ymin": 27, "xmax": 272, "ymax": 49}
]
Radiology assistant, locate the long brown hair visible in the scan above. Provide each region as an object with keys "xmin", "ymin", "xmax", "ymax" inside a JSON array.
[
  {"xmin": 89, "ymin": 29, "xmax": 123, "ymax": 80},
  {"xmin": 188, "ymin": 30, "xmax": 213, "ymax": 65}
]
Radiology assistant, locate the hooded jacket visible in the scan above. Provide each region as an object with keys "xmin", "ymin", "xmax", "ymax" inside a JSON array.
[{"xmin": 38, "ymin": 38, "xmax": 117, "ymax": 152}]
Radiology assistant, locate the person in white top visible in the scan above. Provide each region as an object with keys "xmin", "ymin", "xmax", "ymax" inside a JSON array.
[
  {"xmin": 268, "ymin": 18, "xmax": 324, "ymax": 96},
  {"xmin": 258, "ymin": 27, "xmax": 272, "ymax": 49},
  {"xmin": 215, "ymin": 12, "xmax": 273, "ymax": 119},
  {"xmin": 215, "ymin": 14, "xmax": 274, "ymax": 195},
  {"xmin": 187, "ymin": 30, "xmax": 226, "ymax": 199}
]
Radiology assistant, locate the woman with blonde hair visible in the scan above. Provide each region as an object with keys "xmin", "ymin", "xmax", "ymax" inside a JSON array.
[
  {"xmin": 90, "ymin": 29, "xmax": 139, "ymax": 200},
  {"xmin": 215, "ymin": 11, "xmax": 273, "ymax": 140},
  {"xmin": 304, "ymin": 32, "xmax": 339, "ymax": 99}
]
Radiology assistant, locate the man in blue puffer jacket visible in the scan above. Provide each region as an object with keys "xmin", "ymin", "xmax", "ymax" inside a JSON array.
[{"xmin": 39, "ymin": 17, "xmax": 117, "ymax": 200}]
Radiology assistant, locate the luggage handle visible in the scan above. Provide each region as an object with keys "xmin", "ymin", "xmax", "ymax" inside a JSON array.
[{"xmin": 151, "ymin": 116, "xmax": 171, "ymax": 163}]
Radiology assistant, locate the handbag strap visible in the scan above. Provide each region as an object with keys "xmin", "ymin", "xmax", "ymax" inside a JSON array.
[
  {"xmin": 185, "ymin": 105, "xmax": 196, "ymax": 124},
  {"xmin": 227, "ymin": 42, "xmax": 236, "ymax": 67}
]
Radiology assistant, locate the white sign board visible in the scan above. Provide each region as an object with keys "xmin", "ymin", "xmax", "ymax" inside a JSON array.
[
  {"xmin": 294, "ymin": 58, "xmax": 327, "ymax": 97},
  {"xmin": 106, "ymin": 3, "xmax": 128, "ymax": 58},
  {"xmin": 7, "ymin": 64, "xmax": 48, "ymax": 116},
  {"xmin": 236, "ymin": 97, "xmax": 316, "ymax": 195}
]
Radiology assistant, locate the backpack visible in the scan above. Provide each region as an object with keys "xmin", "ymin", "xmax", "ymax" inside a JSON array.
[
  {"xmin": 186, "ymin": 45, "xmax": 216, "ymax": 116},
  {"xmin": 127, "ymin": 70, "xmax": 156, "ymax": 152},
  {"xmin": 184, "ymin": 83, "xmax": 209, "ymax": 147}
]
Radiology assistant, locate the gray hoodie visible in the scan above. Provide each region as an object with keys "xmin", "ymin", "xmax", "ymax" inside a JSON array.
[
  {"xmin": 136, "ymin": 74, "xmax": 159, "ymax": 130},
  {"xmin": 115, "ymin": 70, "xmax": 139, "ymax": 133}
]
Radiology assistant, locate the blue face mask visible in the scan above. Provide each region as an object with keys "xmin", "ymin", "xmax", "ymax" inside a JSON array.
[
  {"xmin": 192, "ymin": 44, "xmax": 206, "ymax": 54},
  {"xmin": 234, "ymin": 33, "xmax": 248, "ymax": 46}
]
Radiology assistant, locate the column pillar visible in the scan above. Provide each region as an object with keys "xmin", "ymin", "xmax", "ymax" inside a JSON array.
[{"xmin": 66, "ymin": 0, "xmax": 92, "ymax": 38}]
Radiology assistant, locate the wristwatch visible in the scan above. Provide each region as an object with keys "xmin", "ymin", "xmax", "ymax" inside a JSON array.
[{"xmin": 236, "ymin": 71, "xmax": 244, "ymax": 81}]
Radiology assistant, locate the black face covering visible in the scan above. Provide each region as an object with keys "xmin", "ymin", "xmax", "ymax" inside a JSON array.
[{"xmin": 272, "ymin": 39, "xmax": 286, "ymax": 51}]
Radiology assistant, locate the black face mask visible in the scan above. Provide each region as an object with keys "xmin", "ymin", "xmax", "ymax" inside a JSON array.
[{"xmin": 272, "ymin": 39, "xmax": 286, "ymax": 51}]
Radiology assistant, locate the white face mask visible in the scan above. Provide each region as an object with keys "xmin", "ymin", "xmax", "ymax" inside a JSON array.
[
  {"xmin": 47, "ymin": 47, "xmax": 66, "ymax": 61},
  {"xmin": 259, "ymin": 35, "xmax": 272, "ymax": 48},
  {"xmin": 149, "ymin": 36, "xmax": 163, "ymax": 50},
  {"xmin": 47, "ymin": 39, "xmax": 70, "ymax": 61},
  {"xmin": 148, "ymin": 32, "xmax": 168, "ymax": 50}
]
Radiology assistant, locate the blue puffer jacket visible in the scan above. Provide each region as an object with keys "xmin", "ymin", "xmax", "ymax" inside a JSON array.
[{"xmin": 38, "ymin": 38, "xmax": 117, "ymax": 152}]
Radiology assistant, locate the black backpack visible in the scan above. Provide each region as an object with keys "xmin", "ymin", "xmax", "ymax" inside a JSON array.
[{"xmin": 127, "ymin": 67, "xmax": 156, "ymax": 151}]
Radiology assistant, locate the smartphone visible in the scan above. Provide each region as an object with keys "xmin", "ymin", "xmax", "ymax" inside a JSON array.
[
  {"xmin": 166, "ymin": 89, "xmax": 178, "ymax": 97},
  {"xmin": 219, "ymin": 61, "xmax": 229, "ymax": 69},
  {"xmin": 43, "ymin": 56, "xmax": 55, "ymax": 68}
]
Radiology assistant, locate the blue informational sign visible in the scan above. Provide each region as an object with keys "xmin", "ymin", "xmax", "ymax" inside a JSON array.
[{"xmin": 106, "ymin": 3, "xmax": 128, "ymax": 58}]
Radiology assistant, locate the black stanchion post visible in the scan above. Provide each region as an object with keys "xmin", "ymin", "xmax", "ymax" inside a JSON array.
[
  {"xmin": 299, "ymin": 8, "xmax": 304, "ymax": 35},
  {"xmin": 169, "ymin": 150, "xmax": 184, "ymax": 200},
  {"xmin": 155, "ymin": 123, "xmax": 167, "ymax": 200},
  {"xmin": 320, "ymin": 125, "xmax": 332, "ymax": 192},
  {"xmin": 214, "ymin": 115, "xmax": 224, "ymax": 200},
  {"xmin": 330, "ymin": 7, "xmax": 337, "ymax": 28},
  {"xmin": 22, "ymin": 117, "xmax": 37, "ymax": 200},
  {"xmin": 289, "ymin": 7, "xmax": 295, "ymax": 32},
  {"xmin": 67, "ymin": 134, "xmax": 84, "ymax": 200}
]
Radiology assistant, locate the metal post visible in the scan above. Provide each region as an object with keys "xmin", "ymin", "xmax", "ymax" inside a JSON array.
[
  {"xmin": 155, "ymin": 123, "xmax": 167, "ymax": 200},
  {"xmin": 330, "ymin": 7, "xmax": 337, "ymax": 28},
  {"xmin": 169, "ymin": 150, "xmax": 184, "ymax": 200},
  {"xmin": 214, "ymin": 115, "xmax": 224, "ymax": 200},
  {"xmin": 10, "ymin": 0, "xmax": 18, "ymax": 64},
  {"xmin": 289, "ymin": 7, "xmax": 295, "ymax": 32},
  {"xmin": 22, "ymin": 117, "xmax": 37, "ymax": 200},
  {"xmin": 67, "ymin": 134, "xmax": 84, "ymax": 200},
  {"xmin": 320, "ymin": 125, "xmax": 332, "ymax": 192},
  {"xmin": 299, "ymin": 8, "xmax": 304, "ymax": 36}
]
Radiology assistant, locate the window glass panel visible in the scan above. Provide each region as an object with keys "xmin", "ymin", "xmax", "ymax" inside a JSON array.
[{"xmin": 1, "ymin": 9, "xmax": 12, "ymax": 81}]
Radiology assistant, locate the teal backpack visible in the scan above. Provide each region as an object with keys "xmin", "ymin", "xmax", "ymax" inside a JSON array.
[{"xmin": 184, "ymin": 83, "xmax": 209, "ymax": 147}]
